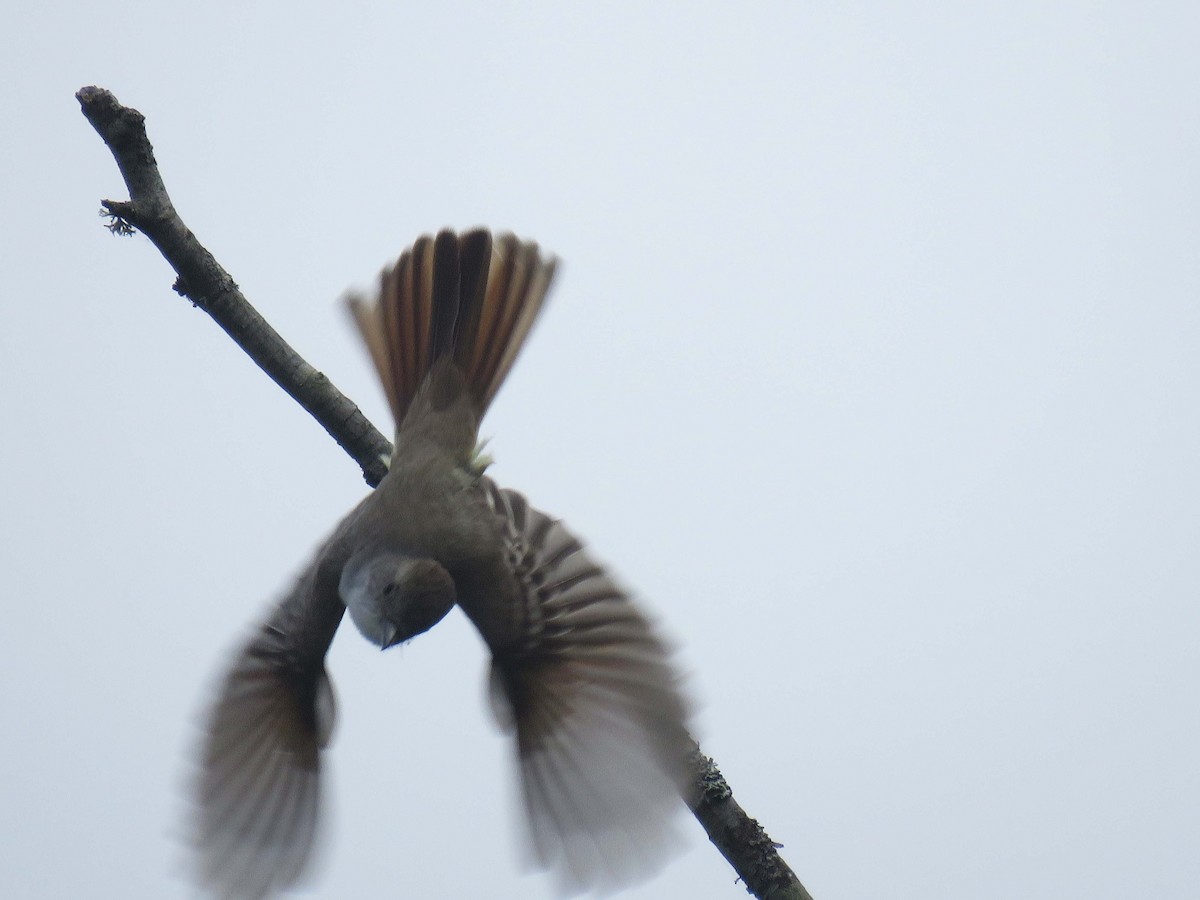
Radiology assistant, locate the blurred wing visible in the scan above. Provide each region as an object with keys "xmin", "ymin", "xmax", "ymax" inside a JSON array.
[
  {"xmin": 193, "ymin": 531, "xmax": 351, "ymax": 899},
  {"xmin": 484, "ymin": 481, "xmax": 695, "ymax": 895}
]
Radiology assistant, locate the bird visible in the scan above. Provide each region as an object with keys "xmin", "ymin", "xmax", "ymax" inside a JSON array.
[{"xmin": 192, "ymin": 229, "xmax": 695, "ymax": 898}]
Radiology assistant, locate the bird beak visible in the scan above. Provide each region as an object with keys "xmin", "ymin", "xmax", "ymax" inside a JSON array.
[{"xmin": 381, "ymin": 624, "xmax": 398, "ymax": 650}]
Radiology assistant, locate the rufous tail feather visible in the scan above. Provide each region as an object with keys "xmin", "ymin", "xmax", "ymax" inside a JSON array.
[{"xmin": 348, "ymin": 229, "xmax": 558, "ymax": 428}]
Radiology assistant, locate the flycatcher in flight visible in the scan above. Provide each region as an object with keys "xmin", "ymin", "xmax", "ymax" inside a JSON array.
[{"xmin": 193, "ymin": 229, "xmax": 694, "ymax": 897}]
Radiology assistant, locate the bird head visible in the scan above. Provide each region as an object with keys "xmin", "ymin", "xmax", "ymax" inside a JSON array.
[{"xmin": 338, "ymin": 550, "xmax": 456, "ymax": 649}]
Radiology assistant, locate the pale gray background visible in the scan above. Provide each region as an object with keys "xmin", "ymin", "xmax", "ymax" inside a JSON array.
[{"xmin": 3, "ymin": 3, "xmax": 1197, "ymax": 898}]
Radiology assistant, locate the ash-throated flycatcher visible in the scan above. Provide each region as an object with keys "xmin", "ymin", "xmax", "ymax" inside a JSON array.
[{"xmin": 193, "ymin": 230, "xmax": 693, "ymax": 898}]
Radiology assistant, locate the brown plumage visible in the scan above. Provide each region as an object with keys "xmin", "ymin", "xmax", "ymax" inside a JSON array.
[
  {"xmin": 348, "ymin": 229, "xmax": 556, "ymax": 427},
  {"xmin": 193, "ymin": 229, "xmax": 691, "ymax": 899}
]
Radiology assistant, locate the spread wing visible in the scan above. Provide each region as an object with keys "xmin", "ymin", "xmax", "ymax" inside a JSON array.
[
  {"xmin": 483, "ymin": 481, "xmax": 695, "ymax": 894},
  {"xmin": 192, "ymin": 522, "xmax": 354, "ymax": 899}
]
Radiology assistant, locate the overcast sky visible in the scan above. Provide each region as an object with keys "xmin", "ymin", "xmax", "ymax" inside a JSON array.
[{"xmin": 3, "ymin": 3, "xmax": 1198, "ymax": 899}]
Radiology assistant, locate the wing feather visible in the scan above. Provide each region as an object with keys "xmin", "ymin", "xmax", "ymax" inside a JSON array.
[
  {"xmin": 191, "ymin": 522, "xmax": 351, "ymax": 899},
  {"xmin": 483, "ymin": 482, "xmax": 694, "ymax": 894}
]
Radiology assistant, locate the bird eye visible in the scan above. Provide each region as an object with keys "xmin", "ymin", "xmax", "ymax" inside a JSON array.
[{"xmin": 383, "ymin": 583, "xmax": 397, "ymax": 595}]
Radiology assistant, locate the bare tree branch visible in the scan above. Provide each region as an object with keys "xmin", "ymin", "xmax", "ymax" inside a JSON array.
[
  {"xmin": 75, "ymin": 85, "xmax": 391, "ymax": 487},
  {"xmin": 691, "ymin": 743, "xmax": 814, "ymax": 900},
  {"xmin": 77, "ymin": 84, "xmax": 812, "ymax": 900}
]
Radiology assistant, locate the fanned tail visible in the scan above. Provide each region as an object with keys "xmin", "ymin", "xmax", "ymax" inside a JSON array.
[{"xmin": 348, "ymin": 229, "xmax": 558, "ymax": 428}]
